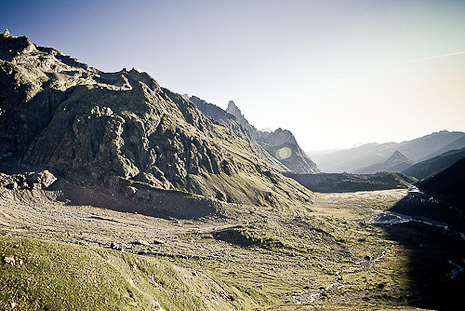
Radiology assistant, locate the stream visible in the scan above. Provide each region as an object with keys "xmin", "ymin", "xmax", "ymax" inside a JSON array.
[
  {"xmin": 368, "ymin": 209, "xmax": 465, "ymax": 241},
  {"xmin": 286, "ymin": 205, "xmax": 465, "ymax": 304}
]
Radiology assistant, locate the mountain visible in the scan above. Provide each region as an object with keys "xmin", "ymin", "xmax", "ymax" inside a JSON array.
[
  {"xmin": 310, "ymin": 131, "xmax": 465, "ymax": 173},
  {"xmin": 225, "ymin": 100, "xmax": 319, "ymax": 174},
  {"xmin": 397, "ymin": 130, "xmax": 465, "ymax": 161},
  {"xmin": 402, "ymin": 147, "xmax": 465, "ymax": 180},
  {"xmin": 308, "ymin": 142, "xmax": 398, "ymax": 173},
  {"xmin": 356, "ymin": 150, "xmax": 414, "ymax": 174},
  {"xmin": 0, "ymin": 30, "xmax": 313, "ymax": 211},
  {"xmin": 188, "ymin": 96, "xmax": 289, "ymax": 172},
  {"xmin": 418, "ymin": 157, "xmax": 465, "ymax": 210},
  {"xmin": 190, "ymin": 96, "xmax": 319, "ymax": 174},
  {"xmin": 2, "ymin": 29, "xmax": 465, "ymax": 311}
]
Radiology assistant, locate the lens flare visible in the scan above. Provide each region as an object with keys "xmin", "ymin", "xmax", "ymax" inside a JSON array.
[{"xmin": 275, "ymin": 147, "xmax": 292, "ymax": 160}]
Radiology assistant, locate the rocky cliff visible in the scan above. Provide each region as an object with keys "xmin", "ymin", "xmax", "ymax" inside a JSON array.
[
  {"xmin": 0, "ymin": 30, "xmax": 313, "ymax": 210},
  {"xmin": 190, "ymin": 97, "xmax": 319, "ymax": 174},
  {"xmin": 226, "ymin": 101, "xmax": 319, "ymax": 174}
]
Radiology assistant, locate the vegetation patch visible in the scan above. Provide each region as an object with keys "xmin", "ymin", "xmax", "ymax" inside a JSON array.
[{"xmin": 286, "ymin": 172, "xmax": 416, "ymax": 193}]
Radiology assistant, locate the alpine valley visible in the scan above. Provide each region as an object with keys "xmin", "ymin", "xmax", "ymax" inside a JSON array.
[{"xmin": 1, "ymin": 30, "xmax": 464, "ymax": 311}]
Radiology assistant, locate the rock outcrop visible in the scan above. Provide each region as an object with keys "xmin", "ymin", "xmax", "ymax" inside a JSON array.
[
  {"xmin": 0, "ymin": 170, "xmax": 57, "ymax": 190},
  {"xmin": 0, "ymin": 30, "xmax": 313, "ymax": 210}
]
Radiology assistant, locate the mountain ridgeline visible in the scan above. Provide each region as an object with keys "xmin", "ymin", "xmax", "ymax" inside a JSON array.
[
  {"xmin": 418, "ymin": 157, "xmax": 465, "ymax": 211},
  {"xmin": 0, "ymin": 30, "xmax": 313, "ymax": 212},
  {"xmin": 356, "ymin": 150, "xmax": 414, "ymax": 174},
  {"xmin": 189, "ymin": 96, "xmax": 319, "ymax": 174}
]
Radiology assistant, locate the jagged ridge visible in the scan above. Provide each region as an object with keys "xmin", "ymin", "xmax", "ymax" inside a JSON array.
[{"xmin": 190, "ymin": 96, "xmax": 319, "ymax": 174}]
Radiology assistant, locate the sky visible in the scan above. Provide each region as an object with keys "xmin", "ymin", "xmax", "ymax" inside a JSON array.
[{"xmin": 2, "ymin": 0, "xmax": 465, "ymax": 151}]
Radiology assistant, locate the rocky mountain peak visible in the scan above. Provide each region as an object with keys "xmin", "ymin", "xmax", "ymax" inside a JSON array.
[
  {"xmin": 0, "ymin": 30, "xmax": 37, "ymax": 60},
  {"xmin": 227, "ymin": 100, "xmax": 239, "ymax": 112},
  {"xmin": 2, "ymin": 29, "xmax": 12, "ymax": 38},
  {"xmin": 261, "ymin": 128, "xmax": 298, "ymax": 146},
  {"xmin": 226, "ymin": 100, "xmax": 249, "ymax": 125},
  {"xmin": 225, "ymin": 100, "xmax": 258, "ymax": 136},
  {"xmin": 200, "ymin": 99, "xmax": 318, "ymax": 174}
]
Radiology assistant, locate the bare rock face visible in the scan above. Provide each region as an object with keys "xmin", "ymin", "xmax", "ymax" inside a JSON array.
[
  {"xmin": 212, "ymin": 99, "xmax": 319, "ymax": 174},
  {"xmin": 0, "ymin": 31, "xmax": 313, "ymax": 209},
  {"xmin": 0, "ymin": 170, "xmax": 57, "ymax": 190}
]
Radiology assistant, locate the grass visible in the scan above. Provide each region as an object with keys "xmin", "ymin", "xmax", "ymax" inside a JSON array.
[
  {"xmin": 0, "ymin": 236, "xmax": 250, "ymax": 311},
  {"xmin": 1, "ymin": 188, "xmax": 452, "ymax": 310}
]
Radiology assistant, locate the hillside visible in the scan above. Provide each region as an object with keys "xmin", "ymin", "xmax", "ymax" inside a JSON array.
[
  {"xmin": 418, "ymin": 157, "xmax": 465, "ymax": 210},
  {"xmin": 190, "ymin": 96, "xmax": 319, "ymax": 174},
  {"xmin": 402, "ymin": 147, "xmax": 465, "ymax": 180},
  {"xmin": 309, "ymin": 142, "xmax": 398, "ymax": 173},
  {"xmin": 420, "ymin": 135, "xmax": 465, "ymax": 161},
  {"xmin": 0, "ymin": 30, "xmax": 313, "ymax": 211},
  {"xmin": 0, "ymin": 236, "xmax": 247, "ymax": 311},
  {"xmin": 310, "ymin": 131, "xmax": 465, "ymax": 173},
  {"xmin": 188, "ymin": 96, "xmax": 287, "ymax": 171}
]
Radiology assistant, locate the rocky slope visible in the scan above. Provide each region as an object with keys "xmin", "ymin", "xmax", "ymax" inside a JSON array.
[
  {"xmin": 188, "ymin": 96, "xmax": 287, "ymax": 171},
  {"xmin": 190, "ymin": 97, "xmax": 318, "ymax": 174},
  {"xmin": 0, "ymin": 30, "xmax": 313, "ymax": 210},
  {"xmin": 226, "ymin": 101, "xmax": 319, "ymax": 174}
]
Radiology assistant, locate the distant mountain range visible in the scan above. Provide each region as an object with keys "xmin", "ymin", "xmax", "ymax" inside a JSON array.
[
  {"xmin": 309, "ymin": 131, "xmax": 465, "ymax": 174},
  {"xmin": 356, "ymin": 150, "xmax": 414, "ymax": 174}
]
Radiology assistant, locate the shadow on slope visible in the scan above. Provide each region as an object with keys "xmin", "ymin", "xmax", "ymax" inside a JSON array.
[
  {"xmin": 374, "ymin": 192, "xmax": 465, "ymax": 310},
  {"xmin": 48, "ymin": 178, "xmax": 219, "ymax": 220}
]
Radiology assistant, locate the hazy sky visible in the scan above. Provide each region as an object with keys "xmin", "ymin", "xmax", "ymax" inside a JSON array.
[{"xmin": 2, "ymin": 0, "xmax": 465, "ymax": 151}]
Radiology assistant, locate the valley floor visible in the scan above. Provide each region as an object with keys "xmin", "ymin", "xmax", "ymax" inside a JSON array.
[{"xmin": 1, "ymin": 184, "xmax": 464, "ymax": 310}]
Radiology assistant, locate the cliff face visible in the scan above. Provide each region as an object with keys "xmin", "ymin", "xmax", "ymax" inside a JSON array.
[
  {"xmin": 190, "ymin": 96, "xmax": 319, "ymax": 174},
  {"xmin": 225, "ymin": 101, "xmax": 319, "ymax": 174},
  {"xmin": 189, "ymin": 96, "xmax": 288, "ymax": 171},
  {"xmin": 0, "ymin": 30, "xmax": 313, "ymax": 209}
]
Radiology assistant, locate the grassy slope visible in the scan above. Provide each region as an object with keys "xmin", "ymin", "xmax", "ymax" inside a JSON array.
[{"xmin": 0, "ymin": 236, "xmax": 252, "ymax": 311}]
